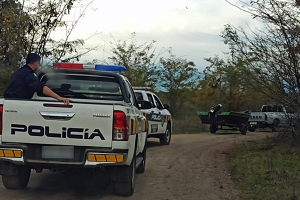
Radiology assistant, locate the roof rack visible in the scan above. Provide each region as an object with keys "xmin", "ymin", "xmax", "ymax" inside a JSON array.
[{"xmin": 132, "ymin": 87, "xmax": 151, "ymax": 90}]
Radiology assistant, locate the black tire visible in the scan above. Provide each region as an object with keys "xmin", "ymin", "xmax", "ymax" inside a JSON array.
[
  {"xmin": 160, "ymin": 124, "xmax": 171, "ymax": 145},
  {"xmin": 240, "ymin": 125, "xmax": 247, "ymax": 135},
  {"xmin": 136, "ymin": 138, "xmax": 147, "ymax": 174},
  {"xmin": 2, "ymin": 166, "xmax": 31, "ymax": 189},
  {"xmin": 210, "ymin": 124, "xmax": 218, "ymax": 134},
  {"xmin": 248, "ymin": 126, "xmax": 256, "ymax": 132},
  {"xmin": 113, "ymin": 149, "xmax": 136, "ymax": 196},
  {"xmin": 271, "ymin": 119, "xmax": 279, "ymax": 132}
]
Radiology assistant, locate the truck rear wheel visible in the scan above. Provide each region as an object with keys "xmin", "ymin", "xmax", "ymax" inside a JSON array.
[
  {"xmin": 160, "ymin": 124, "xmax": 171, "ymax": 145},
  {"xmin": 113, "ymin": 152, "xmax": 136, "ymax": 196},
  {"xmin": 271, "ymin": 120, "xmax": 279, "ymax": 132},
  {"xmin": 2, "ymin": 166, "xmax": 31, "ymax": 189},
  {"xmin": 248, "ymin": 126, "xmax": 256, "ymax": 132}
]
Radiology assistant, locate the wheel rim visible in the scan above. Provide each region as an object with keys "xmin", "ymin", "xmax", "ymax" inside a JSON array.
[
  {"xmin": 141, "ymin": 159, "xmax": 145, "ymax": 167},
  {"xmin": 165, "ymin": 129, "xmax": 170, "ymax": 142}
]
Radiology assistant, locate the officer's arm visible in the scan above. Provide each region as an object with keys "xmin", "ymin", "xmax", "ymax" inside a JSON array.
[
  {"xmin": 43, "ymin": 86, "xmax": 70, "ymax": 104},
  {"xmin": 25, "ymin": 73, "xmax": 70, "ymax": 104}
]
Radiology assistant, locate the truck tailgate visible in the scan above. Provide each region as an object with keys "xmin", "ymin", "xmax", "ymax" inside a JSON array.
[
  {"xmin": 249, "ymin": 112, "xmax": 265, "ymax": 122},
  {"xmin": 2, "ymin": 100, "xmax": 113, "ymax": 147}
]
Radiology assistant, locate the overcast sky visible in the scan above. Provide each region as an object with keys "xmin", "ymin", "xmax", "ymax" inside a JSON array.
[{"xmin": 56, "ymin": 0, "xmax": 262, "ymax": 71}]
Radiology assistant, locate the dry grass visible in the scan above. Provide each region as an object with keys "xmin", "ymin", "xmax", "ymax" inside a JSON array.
[{"xmin": 230, "ymin": 138, "xmax": 300, "ymax": 200}]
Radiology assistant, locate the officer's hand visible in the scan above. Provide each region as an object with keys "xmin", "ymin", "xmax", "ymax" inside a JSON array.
[{"xmin": 58, "ymin": 97, "xmax": 70, "ymax": 105}]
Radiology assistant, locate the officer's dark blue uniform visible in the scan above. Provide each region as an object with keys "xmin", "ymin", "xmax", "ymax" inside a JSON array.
[{"xmin": 4, "ymin": 65, "xmax": 44, "ymax": 99}]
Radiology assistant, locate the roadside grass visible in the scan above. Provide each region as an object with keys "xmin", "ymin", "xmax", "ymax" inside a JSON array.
[
  {"xmin": 172, "ymin": 115, "xmax": 209, "ymax": 134},
  {"xmin": 230, "ymin": 137, "xmax": 300, "ymax": 200}
]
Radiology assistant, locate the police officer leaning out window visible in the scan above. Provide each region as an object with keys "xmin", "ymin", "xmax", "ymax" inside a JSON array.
[{"xmin": 3, "ymin": 53, "xmax": 70, "ymax": 104}]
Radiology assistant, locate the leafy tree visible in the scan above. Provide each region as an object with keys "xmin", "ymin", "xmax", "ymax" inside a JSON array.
[
  {"xmin": 224, "ymin": 0, "xmax": 300, "ymax": 142},
  {"xmin": 107, "ymin": 33, "xmax": 169, "ymax": 87},
  {"xmin": 24, "ymin": 0, "xmax": 98, "ymax": 63},
  {"xmin": 0, "ymin": 0, "xmax": 98, "ymax": 94},
  {"xmin": 223, "ymin": 1, "xmax": 300, "ymax": 107},
  {"xmin": 201, "ymin": 54, "xmax": 268, "ymax": 111},
  {"xmin": 1, "ymin": 0, "xmax": 98, "ymax": 70},
  {"xmin": 158, "ymin": 53, "xmax": 201, "ymax": 117},
  {"xmin": 0, "ymin": 0, "xmax": 29, "ymax": 69}
]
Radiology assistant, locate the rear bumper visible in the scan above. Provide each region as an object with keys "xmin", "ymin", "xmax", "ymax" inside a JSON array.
[
  {"xmin": 248, "ymin": 121, "xmax": 269, "ymax": 128},
  {"xmin": 0, "ymin": 143, "xmax": 129, "ymax": 168}
]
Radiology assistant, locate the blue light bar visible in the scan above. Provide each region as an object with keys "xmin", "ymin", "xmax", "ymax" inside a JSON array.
[{"xmin": 95, "ymin": 64, "xmax": 126, "ymax": 72}]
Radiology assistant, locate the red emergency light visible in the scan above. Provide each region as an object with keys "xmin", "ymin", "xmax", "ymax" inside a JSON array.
[{"xmin": 54, "ymin": 63, "xmax": 83, "ymax": 70}]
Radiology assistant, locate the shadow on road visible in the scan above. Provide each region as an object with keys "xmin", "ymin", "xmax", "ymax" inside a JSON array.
[
  {"xmin": 146, "ymin": 140, "xmax": 163, "ymax": 148},
  {"xmin": 1, "ymin": 170, "xmax": 115, "ymax": 199},
  {"xmin": 212, "ymin": 131, "xmax": 242, "ymax": 135},
  {"xmin": 212, "ymin": 129, "xmax": 274, "ymax": 135}
]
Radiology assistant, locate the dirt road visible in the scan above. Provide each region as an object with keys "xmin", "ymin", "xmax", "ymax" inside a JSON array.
[{"xmin": 0, "ymin": 132, "xmax": 272, "ymax": 200}]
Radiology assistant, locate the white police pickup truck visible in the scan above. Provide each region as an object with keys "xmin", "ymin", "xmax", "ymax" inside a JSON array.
[
  {"xmin": 133, "ymin": 88, "xmax": 172, "ymax": 145},
  {"xmin": 0, "ymin": 64, "xmax": 152, "ymax": 197}
]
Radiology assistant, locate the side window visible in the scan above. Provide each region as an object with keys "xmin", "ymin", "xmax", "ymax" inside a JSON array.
[
  {"xmin": 125, "ymin": 81, "xmax": 138, "ymax": 107},
  {"xmin": 272, "ymin": 105, "xmax": 277, "ymax": 112},
  {"xmin": 153, "ymin": 95, "xmax": 163, "ymax": 109},
  {"xmin": 135, "ymin": 92, "xmax": 143, "ymax": 103},
  {"xmin": 147, "ymin": 94, "xmax": 155, "ymax": 108}
]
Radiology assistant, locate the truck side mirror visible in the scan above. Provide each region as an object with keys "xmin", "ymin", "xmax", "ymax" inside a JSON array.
[
  {"xmin": 163, "ymin": 104, "xmax": 170, "ymax": 110},
  {"xmin": 140, "ymin": 100, "xmax": 152, "ymax": 109}
]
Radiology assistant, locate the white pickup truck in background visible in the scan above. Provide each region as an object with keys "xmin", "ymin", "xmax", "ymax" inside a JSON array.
[
  {"xmin": 134, "ymin": 88, "xmax": 172, "ymax": 145},
  {"xmin": 0, "ymin": 64, "xmax": 152, "ymax": 197},
  {"xmin": 248, "ymin": 104, "xmax": 291, "ymax": 132}
]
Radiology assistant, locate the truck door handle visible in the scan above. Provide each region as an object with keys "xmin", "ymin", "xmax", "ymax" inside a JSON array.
[{"xmin": 39, "ymin": 111, "xmax": 75, "ymax": 120}]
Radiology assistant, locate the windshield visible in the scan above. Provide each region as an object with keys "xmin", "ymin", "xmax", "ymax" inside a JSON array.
[{"xmin": 39, "ymin": 74, "xmax": 123, "ymax": 101}]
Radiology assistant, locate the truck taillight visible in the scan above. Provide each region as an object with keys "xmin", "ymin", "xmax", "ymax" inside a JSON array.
[
  {"xmin": 0, "ymin": 105, "xmax": 2, "ymax": 135},
  {"xmin": 113, "ymin": 111, "xmax": 128, "ymax": 141},
  {"xmin": 265, "ymin": 113, "xmax": 268, "ymax": 121}
]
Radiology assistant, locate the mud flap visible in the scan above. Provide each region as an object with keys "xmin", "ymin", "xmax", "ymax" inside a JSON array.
[{"xmin": 111, "ymin": 152, "xmax": 137, "ymax": 182}]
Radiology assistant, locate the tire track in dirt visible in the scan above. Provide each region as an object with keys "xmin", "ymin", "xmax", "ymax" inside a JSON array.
[{"xmin": 0, "ymin": 132, "xmax": 272, "ymax": 200}]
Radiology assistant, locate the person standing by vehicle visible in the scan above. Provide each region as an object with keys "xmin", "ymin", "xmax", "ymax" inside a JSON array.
[{"xmin": 3, "ymin": 53, "xmax": 70, "ymax": 104}]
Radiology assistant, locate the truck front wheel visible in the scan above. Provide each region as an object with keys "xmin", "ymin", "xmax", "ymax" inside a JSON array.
[
  {"xmin": 160, "ymin": 124, "xmax": 171, "ymax": 145},
  {"xmin": 2, "ymin": 166, "xmax": 31, "ymax": 189}
]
